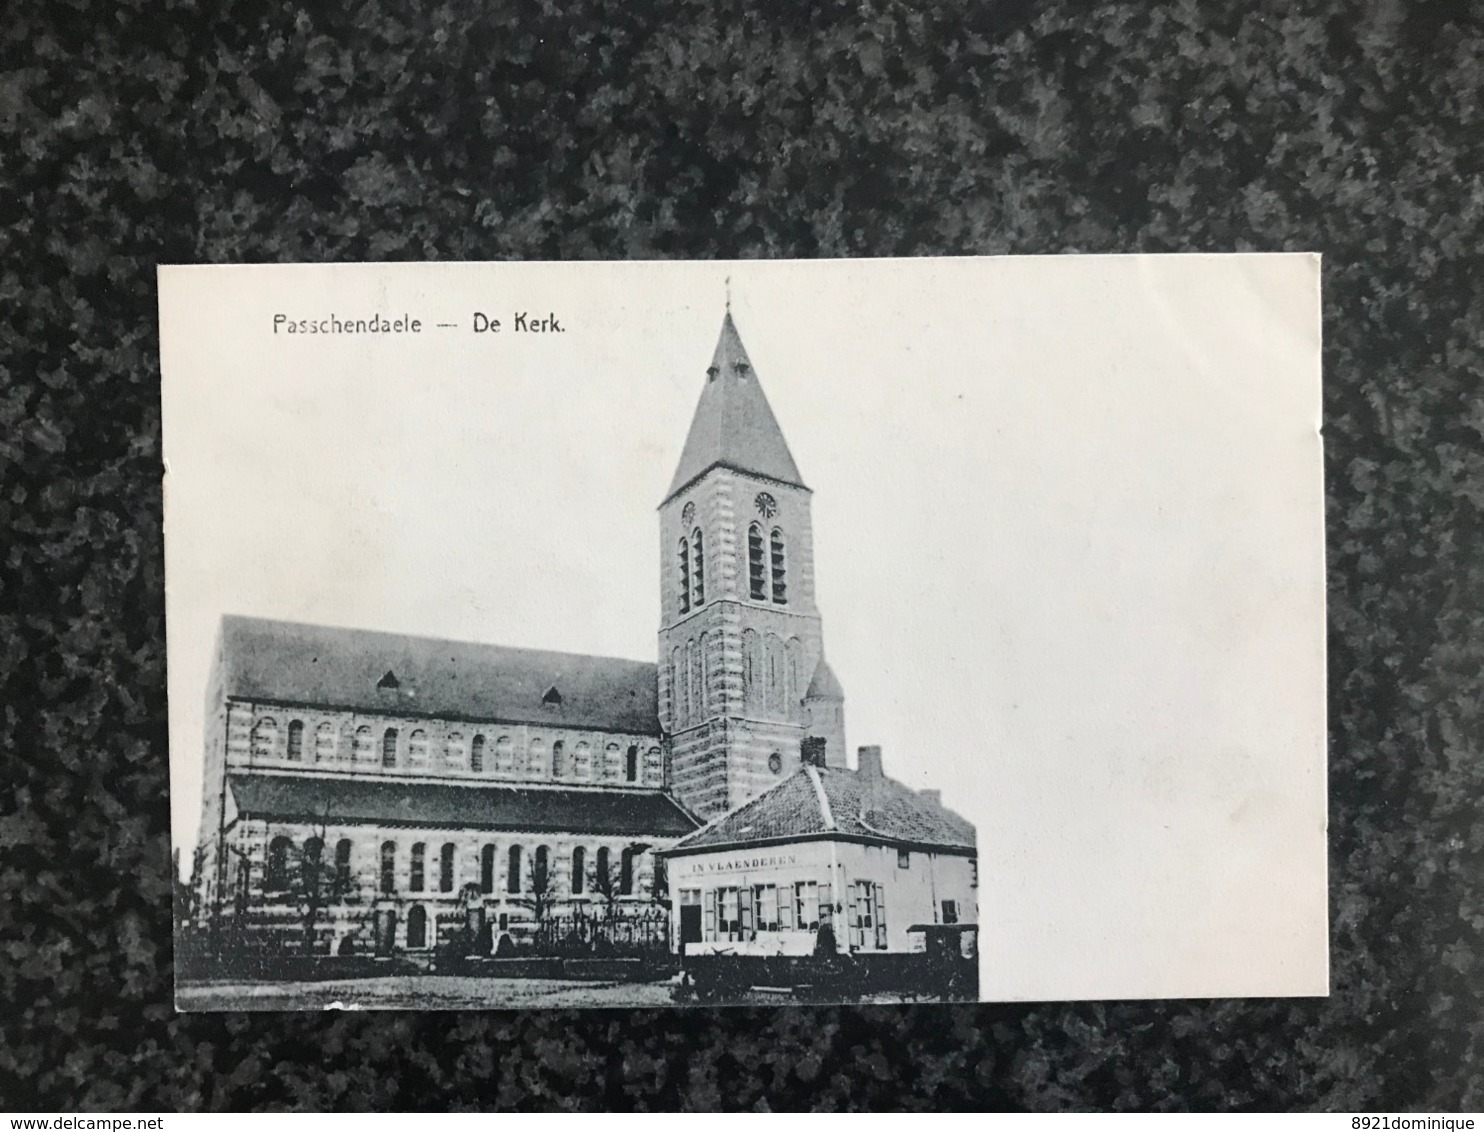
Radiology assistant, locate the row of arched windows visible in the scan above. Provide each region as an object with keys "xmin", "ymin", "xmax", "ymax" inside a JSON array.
[
  {"xmin": 748, "ymin": 524, "xmax": 788, "ymax": 604},
  {"xmin": 248, "ymin": 718, "xmax": 653, "ymax": 783},
  {"xmin": 677, "ymin": 527, "xmax": 705, "ymax": 613},
  {"xmin": 264, "ymin": 835, "xmax": 353, "ymax": 892},
  {"xmin": 669, "ymin": 633, "xmax": 713, "ymax": 729},
  {"xmin": 742, "ymin": 630, "xmax": 803, "ymax": 716},
  {"xmin": 373, "ymin": 840, "xmax": 639, "ymax": 898}
]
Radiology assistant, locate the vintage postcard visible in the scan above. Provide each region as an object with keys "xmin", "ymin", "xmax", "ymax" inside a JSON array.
[{"xmin": 160, "ymin": 256, "xmax": 1326, "ymax": 1010}]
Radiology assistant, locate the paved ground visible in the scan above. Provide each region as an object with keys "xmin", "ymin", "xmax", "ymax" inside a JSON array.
[{"xmin": 176, "ymin": 975, "xmax": 684, "ymax": 1011}]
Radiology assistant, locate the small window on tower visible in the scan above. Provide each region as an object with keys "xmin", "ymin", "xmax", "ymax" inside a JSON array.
[
  {"xmin": 770, "ymin": 528, "xmax": 787, "ymax": 604},
  {"xmin": 690, "ymin": 528, "xmax": 706, "ymax": 607},
  {"xmin": 748, "ymin": 523, "xmax": 766, "ymax": 600}
]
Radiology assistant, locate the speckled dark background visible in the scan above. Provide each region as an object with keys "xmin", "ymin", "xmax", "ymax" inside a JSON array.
[{"xmin": 2, "ymin": 0, "xmax": 1481, "ymax": 1112}]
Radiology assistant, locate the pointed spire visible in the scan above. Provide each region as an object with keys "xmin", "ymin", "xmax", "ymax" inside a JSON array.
[{"xmin": 664, "ymin": 312, "xmax": 807, "ymax": 502}]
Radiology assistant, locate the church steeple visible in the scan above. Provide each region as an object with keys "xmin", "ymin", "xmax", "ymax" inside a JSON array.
[
  {"xmin": 657, "ymin": 308, "xmax": 846, "ymax": 819},
  {"xmin": 663, "ymin": 313, "xmax": 807, "ymax": 503}
]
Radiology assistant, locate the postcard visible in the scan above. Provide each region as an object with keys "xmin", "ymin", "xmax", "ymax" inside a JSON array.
[{"xmin": 160, "ymin": 256, "xmax": 1326, "ymax": 1009}]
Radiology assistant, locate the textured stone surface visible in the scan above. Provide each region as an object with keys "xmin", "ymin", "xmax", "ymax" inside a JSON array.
[{"xmin": 2, "ymin": 0, "xmax": 1481, "ymax": 1112}]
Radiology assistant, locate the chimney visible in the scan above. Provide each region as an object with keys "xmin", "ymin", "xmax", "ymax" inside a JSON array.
[
  {"xmin": 919, "ymin": 788, "xmax": 941, "ymax": 806},
  {"xmin": 800, "ymin": 737, "xmax": 827, "ymax": 769},
  {"xmin": 857, "ymin": 745, "xmax": 883, "ymax": 780}
]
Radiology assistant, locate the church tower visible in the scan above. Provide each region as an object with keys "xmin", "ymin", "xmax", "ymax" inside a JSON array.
[{"xmin": 659, "ymin": 311, "xmax": 847, "ymax": 819}]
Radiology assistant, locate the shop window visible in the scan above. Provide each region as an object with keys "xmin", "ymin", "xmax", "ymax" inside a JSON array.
[
  {"xmin": 795, "ymin": 881, "xmax": 820, "ymax": 931},
  {"xmin": 751, "ymin": 884, "xmax": 782, "ymax": 931}
]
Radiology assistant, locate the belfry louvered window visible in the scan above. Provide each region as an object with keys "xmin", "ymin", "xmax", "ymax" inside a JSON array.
[
  {"xmin": 770, "ymin": 528, "xmax": 787, "ymax": 604},
  {"xmin": 690, "ymin": 528, "xmax": 705, "ymax": 607},
  {"xmin": 677, "ymin": 537, "xmax": 690, "ymax": 614},
  {"xmin": 748, "ymin": 523, "xmax": 766, "ymax": 599}
]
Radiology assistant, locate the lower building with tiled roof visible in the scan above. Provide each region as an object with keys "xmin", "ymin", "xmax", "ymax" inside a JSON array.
[{"xmin": 658, "ymin": 744, "xmax": 977, "ymax": 959}]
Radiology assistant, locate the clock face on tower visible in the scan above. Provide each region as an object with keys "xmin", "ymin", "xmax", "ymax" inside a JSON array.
[{"xmin": 754, "ymin": 492, "xmax": 777, "ymax": 518}]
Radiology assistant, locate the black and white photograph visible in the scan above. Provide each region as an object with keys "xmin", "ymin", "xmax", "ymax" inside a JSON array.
[{"xmin": 161, "ymin": 256, "xmax": 1326, "ymax": 1010}]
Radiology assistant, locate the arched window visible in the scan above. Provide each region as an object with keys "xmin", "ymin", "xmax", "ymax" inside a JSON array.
[
  {"xmin": 646, "ymin": 746, "xmax": 662, "ymax": 785},
  {"xmin": 410, "ymin": 842, "xmax": 425, "ymax": 892},
  {"xmin": 698, "ymin": 630, "xmax": 710, "ymax": 717},
  {"xmin": 470, "ymin": 734, "xmax": 486, "ymax": 773},
  {"xmin": 604, "ymin": 743, "xmax": 620, "ymax": 780},
  {"xmin": 596, "ymin": 847, "xmax": 610, "ymax": 891},
  {"xmin": 534, "ymin": 845, "xmax": 549, "ymax": 891},
  {"xmin": 303, "ymin": 836, "xmax": 323, "ymax": 869},
  {"xmin": 507, "ymin": 845, "xmax": 522, "ymax": 894},
  {"xmin": 335, "ymin": 839, "xmax": 352, "ymax": 889},
  {"xmin": 786, "ymin": 638, "xmax": 802, "ymax": 709},
  {"xmin": 528, "ymin": 738, "xmax": 548, "ymax": 778},
  {"xmin": 439, "ymin": 843, "xmax": 455, "ymax": 892},
  {"xmin": 380, "ymin": 841, "xmax": 396, "ymax": 894},
  {"xmin": 552, "ymin": 740, "xmax": 565, "ymax": 778},
  {"xmin": 742, "ymin": 629, "xmax": 760, "ymax": 712},
  {"xmin": 677, "ymin": 537, "xmax": 691, "ymax": 614},
  {"xmin": 353, "ymin": 726, "xmax": 373, "ymax": 761},
  {"xmin": 251, "ymin": 717, "xmax": 277, "ymax": 760},
  {"xmin": 286, "ymin": 720, "xmax": 305, "ymax": 762},
  {"xmin": 690, "ymin": 528, "xmax": 706, "ymax": 607},
  {"xmin": 494, "ymin": 736, "xmax": 514, "ymax": 775},
  {"xmin": 315, "ymin": 722, "xmax": 336, "ymax": 762},
  {"xmin": 480, "ymin": 844, "xmax": 496, "ymax": 894},
  {"xmin": 625, "ymin": 744, "xmax": 639, "ymax": 782},
  {"xmin": 573, "ymin": 742, "xmax": 591, "ymax": 779},
  {"xmin": 681, "ymin": 640, "xmax": 693, "ymax": 725},
  {"xmin": 408, "ymin": 729, "xmax": 429, "ymax": 768},
  {"xmin": 407, "ymin": 905, "xmax": 428, "ymax": 949},
  {"xmin": 770, "ymin": 528, "xmax": 787, "ymax": 603},
  {"xmin": 382, "ymin": 727, "xmax": 398, "ymax": 768},
  {"xmin": 445, "ymin": 732, "xmax": 466, "ymax": 769},
  {"xmin": 669, "ymin": 647, "xmax": 681, "ymax": 727},
  {"xmin": 620, "ymin": 847, "xmax": 635, "ymax": 895},
  {"xmin": 265, "ymin": 835, "xmax": 291, "ymax": 890},
  {"xmin": 765, "ymin": 634, "xmax": 784, "ymax": 713},
  {"xmin": 748, "ymin": 523, "xmax": 766, "ymax": 599},
  {"xmin": 571, "ymin": 847, "xmax": 585, "ymax": 895}
]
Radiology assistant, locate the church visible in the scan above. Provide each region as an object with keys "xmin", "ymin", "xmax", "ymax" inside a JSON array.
[{"xmin": 190, "ymin": 310, "xmax": 973, "ymax": 962}]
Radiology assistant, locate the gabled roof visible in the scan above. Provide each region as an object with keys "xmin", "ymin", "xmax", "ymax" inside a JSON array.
[
  {"xmin": 229, "ymin": 774, "xmax": 699, "ymax": 838},
  {"xmin": 664, "ymin": 312, "xmax": 806, "ymax": 502},
  {"xmin": 665, "ymin": 765, "xmax": 976, "ymax": 856},
  {"xmin": 216, "ymin": 615, "xmax": 660, "ymax": 735}
]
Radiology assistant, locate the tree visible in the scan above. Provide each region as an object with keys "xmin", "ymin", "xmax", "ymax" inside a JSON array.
[{"xmin": 273, "ymin": 811, "xmax": 355, "ymax": 956}]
